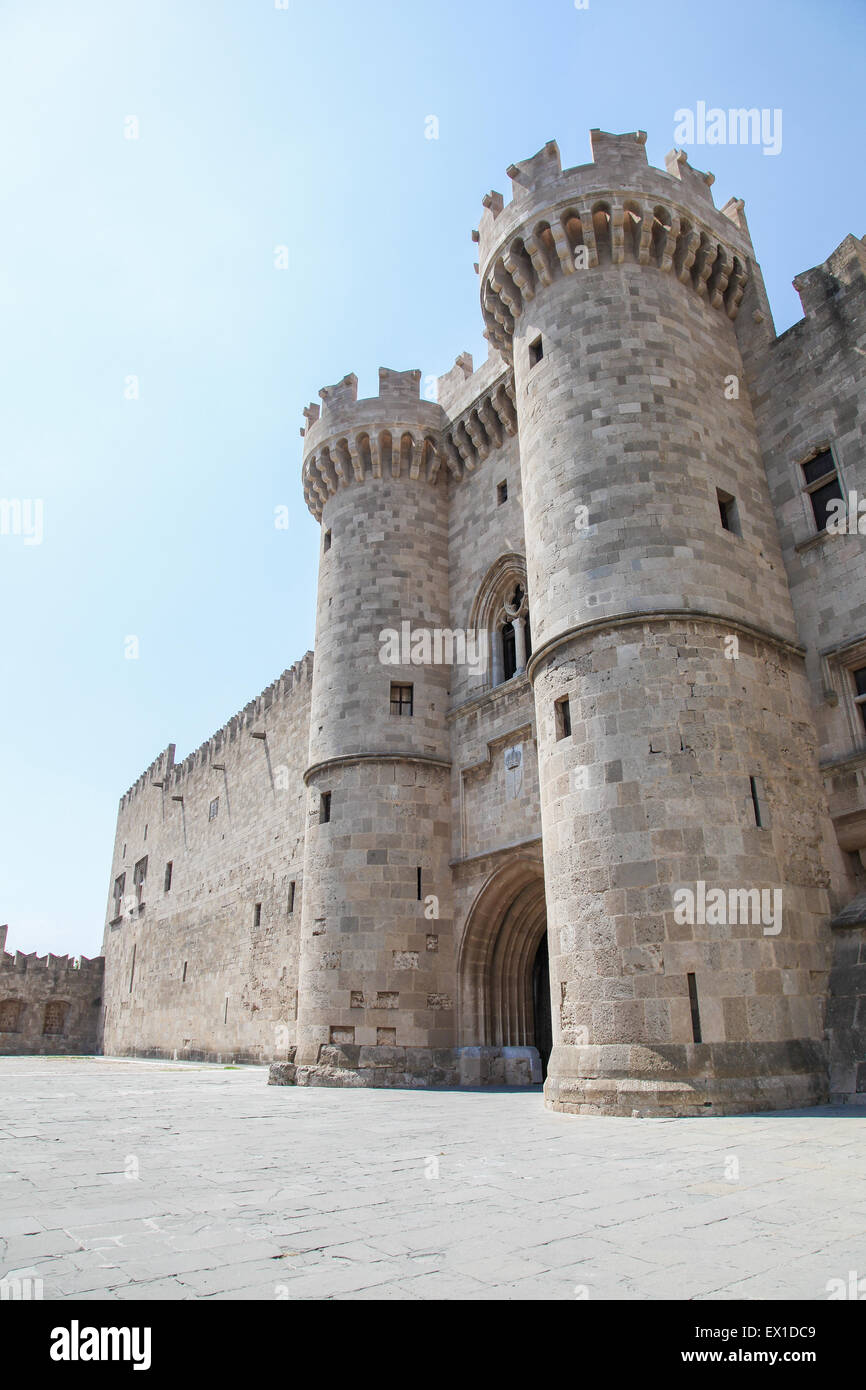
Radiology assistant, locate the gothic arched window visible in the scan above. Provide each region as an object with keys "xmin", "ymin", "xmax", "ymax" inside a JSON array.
[{"xmin": 469, "ymin": 556, "xmax": 532, "ymax": 691}]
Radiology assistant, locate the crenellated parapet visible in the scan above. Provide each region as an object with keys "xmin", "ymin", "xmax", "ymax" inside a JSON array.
[
  {"xmin": 119, "ymin": 651, "xmax": 314, "ymax": 810},
  {"xmin": 476, "ymin": 132, "xmax": 753, "ymax": 363},
  {"xmin": 300, "ymin": 368, "xmax": 446, "ymax": 520},
  {"xmin": 441, "ymin": 369, "xmax": 518, "ymax": 480},
  {"xmin": 0, "ymin": 947, "xmax": 103, "ymax": 978}
]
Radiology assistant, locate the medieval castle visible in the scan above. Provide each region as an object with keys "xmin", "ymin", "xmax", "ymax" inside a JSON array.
[{"xmin": 4, "ymin": 129, "xmax": 865, "ymax": 1117}]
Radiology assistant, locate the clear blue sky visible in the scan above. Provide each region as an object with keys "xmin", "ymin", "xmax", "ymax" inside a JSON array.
[{"xmin": 1, "ymin": 0, "xmax": 864, "ymax": 957}]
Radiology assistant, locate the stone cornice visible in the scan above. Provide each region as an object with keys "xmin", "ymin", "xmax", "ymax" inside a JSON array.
[
  {"xmin": 525, "ymin": 610, "xmax": 806, "ymax": 683},
  {"xmin": 303, "ymin": 752, "xmax": 451, "ymax": 785}
]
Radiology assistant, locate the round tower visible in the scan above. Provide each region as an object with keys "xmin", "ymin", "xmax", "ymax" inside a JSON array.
[
  {"xmin": 477, "ymin": 131, "xmax": 833, "ymax": 1115},
  {"xmin": 293, "ymin": 368, "xmax": 456, "ymax": 1085}
]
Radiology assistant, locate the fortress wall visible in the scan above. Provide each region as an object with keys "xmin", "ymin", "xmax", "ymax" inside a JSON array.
[
  {"xmin": 0, "ymin": 926, "xmax": 104, "ymax": 1055},
  {"xmin": 743, "ymin": 236, "xmax": 866, "ymax": 889},
  {"xmin": 100, "ymin": 656, "xmax": 313, "ymax": 1063}
]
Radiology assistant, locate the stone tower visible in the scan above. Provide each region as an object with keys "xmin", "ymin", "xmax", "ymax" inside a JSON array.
[
  {"xmin": 292, "ymin": 369, "xmax": 457, "ymax": 1084},
  {"xmin": 476, "ymin": 131, "xmax": 834, "ymax": 1115}
]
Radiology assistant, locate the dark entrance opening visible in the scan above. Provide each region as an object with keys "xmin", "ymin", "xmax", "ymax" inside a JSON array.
[{"xmin": 531, "ymin": 933, "xmax": 553, "ymax": 1079}]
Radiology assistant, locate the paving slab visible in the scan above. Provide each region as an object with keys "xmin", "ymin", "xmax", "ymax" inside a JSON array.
[{"xmin": 1, "ymin": 1056, "xmax": 864, "ymax": 1301}]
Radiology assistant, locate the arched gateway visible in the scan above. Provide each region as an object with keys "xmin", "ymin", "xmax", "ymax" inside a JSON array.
[{"xmin": 457, "ymin": 857, "xmax": 552, "ymax": 1080}]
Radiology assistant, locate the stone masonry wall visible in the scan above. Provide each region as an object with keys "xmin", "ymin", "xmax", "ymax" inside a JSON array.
[
  {"xmin": 100, "ymin": 656, "xmax": 313, "ymax": 1063},
  {"xmin": 743, "ymin": 233, "xmax": 866, "ymax": 900},
  {"xmin": 0, "ymin": 925, "xmax": 104, "ymax": 1055}
]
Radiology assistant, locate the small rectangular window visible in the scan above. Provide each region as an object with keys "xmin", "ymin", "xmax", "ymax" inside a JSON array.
[
  {"xmin": 0, "ymin": 1000, "xmax": 22, "ymax": 1033},
  {"xmin": 323, "ymin": 529, "xmax": 331, "ymax": 552},
  {"xmin": 717, "ymin": 489, "xmax": 741, "ymax": 536},
  {"xmin": 497, "ymin": 480, "xmax": 508, "ymax": 505},
  {"xmin": 43, "ymin": 1001, "xmax": 67, "ymax": 1036},
  {"xmin": 209, "ymin": 797, "xmax": 219, "ymax": 821},
  {"xmin": 555, "ymin": 695, "xmax": 572, "ymax": 740},
  {"xmin": 853, "ymin": 667, "xmax": 866, "ymax": 734},
  {"xmin": 416, "ymin": 867, "xmax": 422, "ymax": 901},
  {"xmin": 687, "ymin": 973, "xmax": 702, "ymax": 1044},
  {"xmin": 320, "ymin": 792, "xmax": 331, "ymax": 824},
  {"xmin": 288, "ymin": 881, "xmax": 296, "ymax": 913},
  {"xmin": 390, "ymin": 682, "xmax": 413, "ymax": 717},
  {"xmin": 801, "ymin": 449, "xmax": 843, "ymax": 532},
  {"xmin": 253, "ymin": 902, "xmax": 262, "ymax": 927},
  {"xmin": 112, "ymin": 872, "xmax": 126, "ymax": 918},
  {"xmin": 133, "ymin": 857, "xmax": 147, "ymax": 906},
  {"xmin": 529, "ymin": 335, "xmax": 543, "ymax": 367},
  {"xmin": 164, "ymin": 861, "xmax": 173, "ymax": 893}
]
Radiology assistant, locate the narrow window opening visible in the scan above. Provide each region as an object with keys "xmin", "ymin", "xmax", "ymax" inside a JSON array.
[
  {"xmin": 129, "ymin": 944, "xmax": 136, "ymax": 994},
  {"xmin": 502, "ymin": 621, "xmax": 517, "ymax": 681},
  {"xmin": 320, "ymin": 792, "xmax": 331, "ymax": 824},
  {"xmin": 717, "ymin": 488, "xmax": 741, "ymax": 536},
  {"xmin": 224, "ymin": 996, "xmax": 229, "ymax": 1024},
  {"xmin": 112, "ymin": 872, "xmax": 126, "ymax": 921},
  {"xmin": 182, "ymin": 960, "xmax": 188, "ymax": 983},
  {"xmin": 749, "ymin": 775, "xmax": 764, "ymax": 828},
  {"xmin": 288, "ymin": 881, "xmax": 296, "ymax": 913},
  {"xmin": 122, "ymin": 842, "xmax": 126, "ymax": 858},
  {"xmin": 253, "ymin": 902, "xmax": 262, "ymax": 928},
  {"xmin": 529, "ymin": 335, "xmax": 543, "ymax": 367},
  {"xmin": 555, "ymin": 695, "xmax": 572, "ymax": 740},
  {"xmin": 687, "ymin": 973, "xmax": 702, "ymax": 1043},
  {"xmin": 416, "ymin": 867, "xmax": 422, "ymax": 901},
  {"xmin": 323, "ymin": 529, "xmax": 331, "ymax": 552},
  {"xmin": 164, "ymin": 861, "xmax": 173, "ymax": 893},
  {"xmin": 133, "ymin": 857, "xmax": 147, "ymax": 908},
  {"xmin": 853, "ymin": 666, "xmax": 866, "ymax": 734},
  {"xmin": 497, "ymin": 480, "xmax": 508, "ymax": 505},
  {"xmin": 390, "ymin": 682, "xmax": 413, "ymax": 716},
  {"xmin": 143, "ymin": 824, "xmax": 147, "ymax": 841}
]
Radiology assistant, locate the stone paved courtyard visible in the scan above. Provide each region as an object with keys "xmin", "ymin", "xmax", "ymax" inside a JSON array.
[{"xmin": 1, "ymin": 1056, "xmax": 864, "ymax": 1301}]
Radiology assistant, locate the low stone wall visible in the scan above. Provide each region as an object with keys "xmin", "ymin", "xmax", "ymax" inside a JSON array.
[
  {"xmin": 268, "ymin": 1043, "xmax": 542, "ymax": 1089},
  {"xmin": 0, "ymin": 926, "xmax": 104, "ymax": 1056}
]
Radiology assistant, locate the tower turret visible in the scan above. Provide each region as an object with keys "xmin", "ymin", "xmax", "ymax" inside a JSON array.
[
  {"xmin": 292, "ymin": 369, "xmax": 457, "ymax": 1083},
  {"xmin": 478, "ymin": 131, "xmax": 834, "ymax": 1115}
]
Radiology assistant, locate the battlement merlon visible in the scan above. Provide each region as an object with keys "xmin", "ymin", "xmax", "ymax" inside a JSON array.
[
  {"xmin": 118, "ymin": 745, "xmax": 176, "ymax": 812},
  {"xmin": 475, "ymin": 130, "xmax": 759, "ymax": 365},
  {"xmin": 117, "ymin": 651, "xmax": 314, "ymax": 812},
  {"xmin": 0, "ymin": 934, "xmax": 105, "ymax": 977},
  {"xmin": 477, "ymin": 131, "xmax": 755, "ymax": 262},
  {"xmin": 300, "ymin": 368, "xmax": 447, "ymax": 521},
  {"xmin": 792, "ymin": 233, "xmax": 866, "ymax": 318}
]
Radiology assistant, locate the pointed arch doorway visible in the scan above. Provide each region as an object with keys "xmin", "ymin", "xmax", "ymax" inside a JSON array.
[{"xmin": 457, "ymin": 857, "xmax": 552, "ymax": 1079}]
